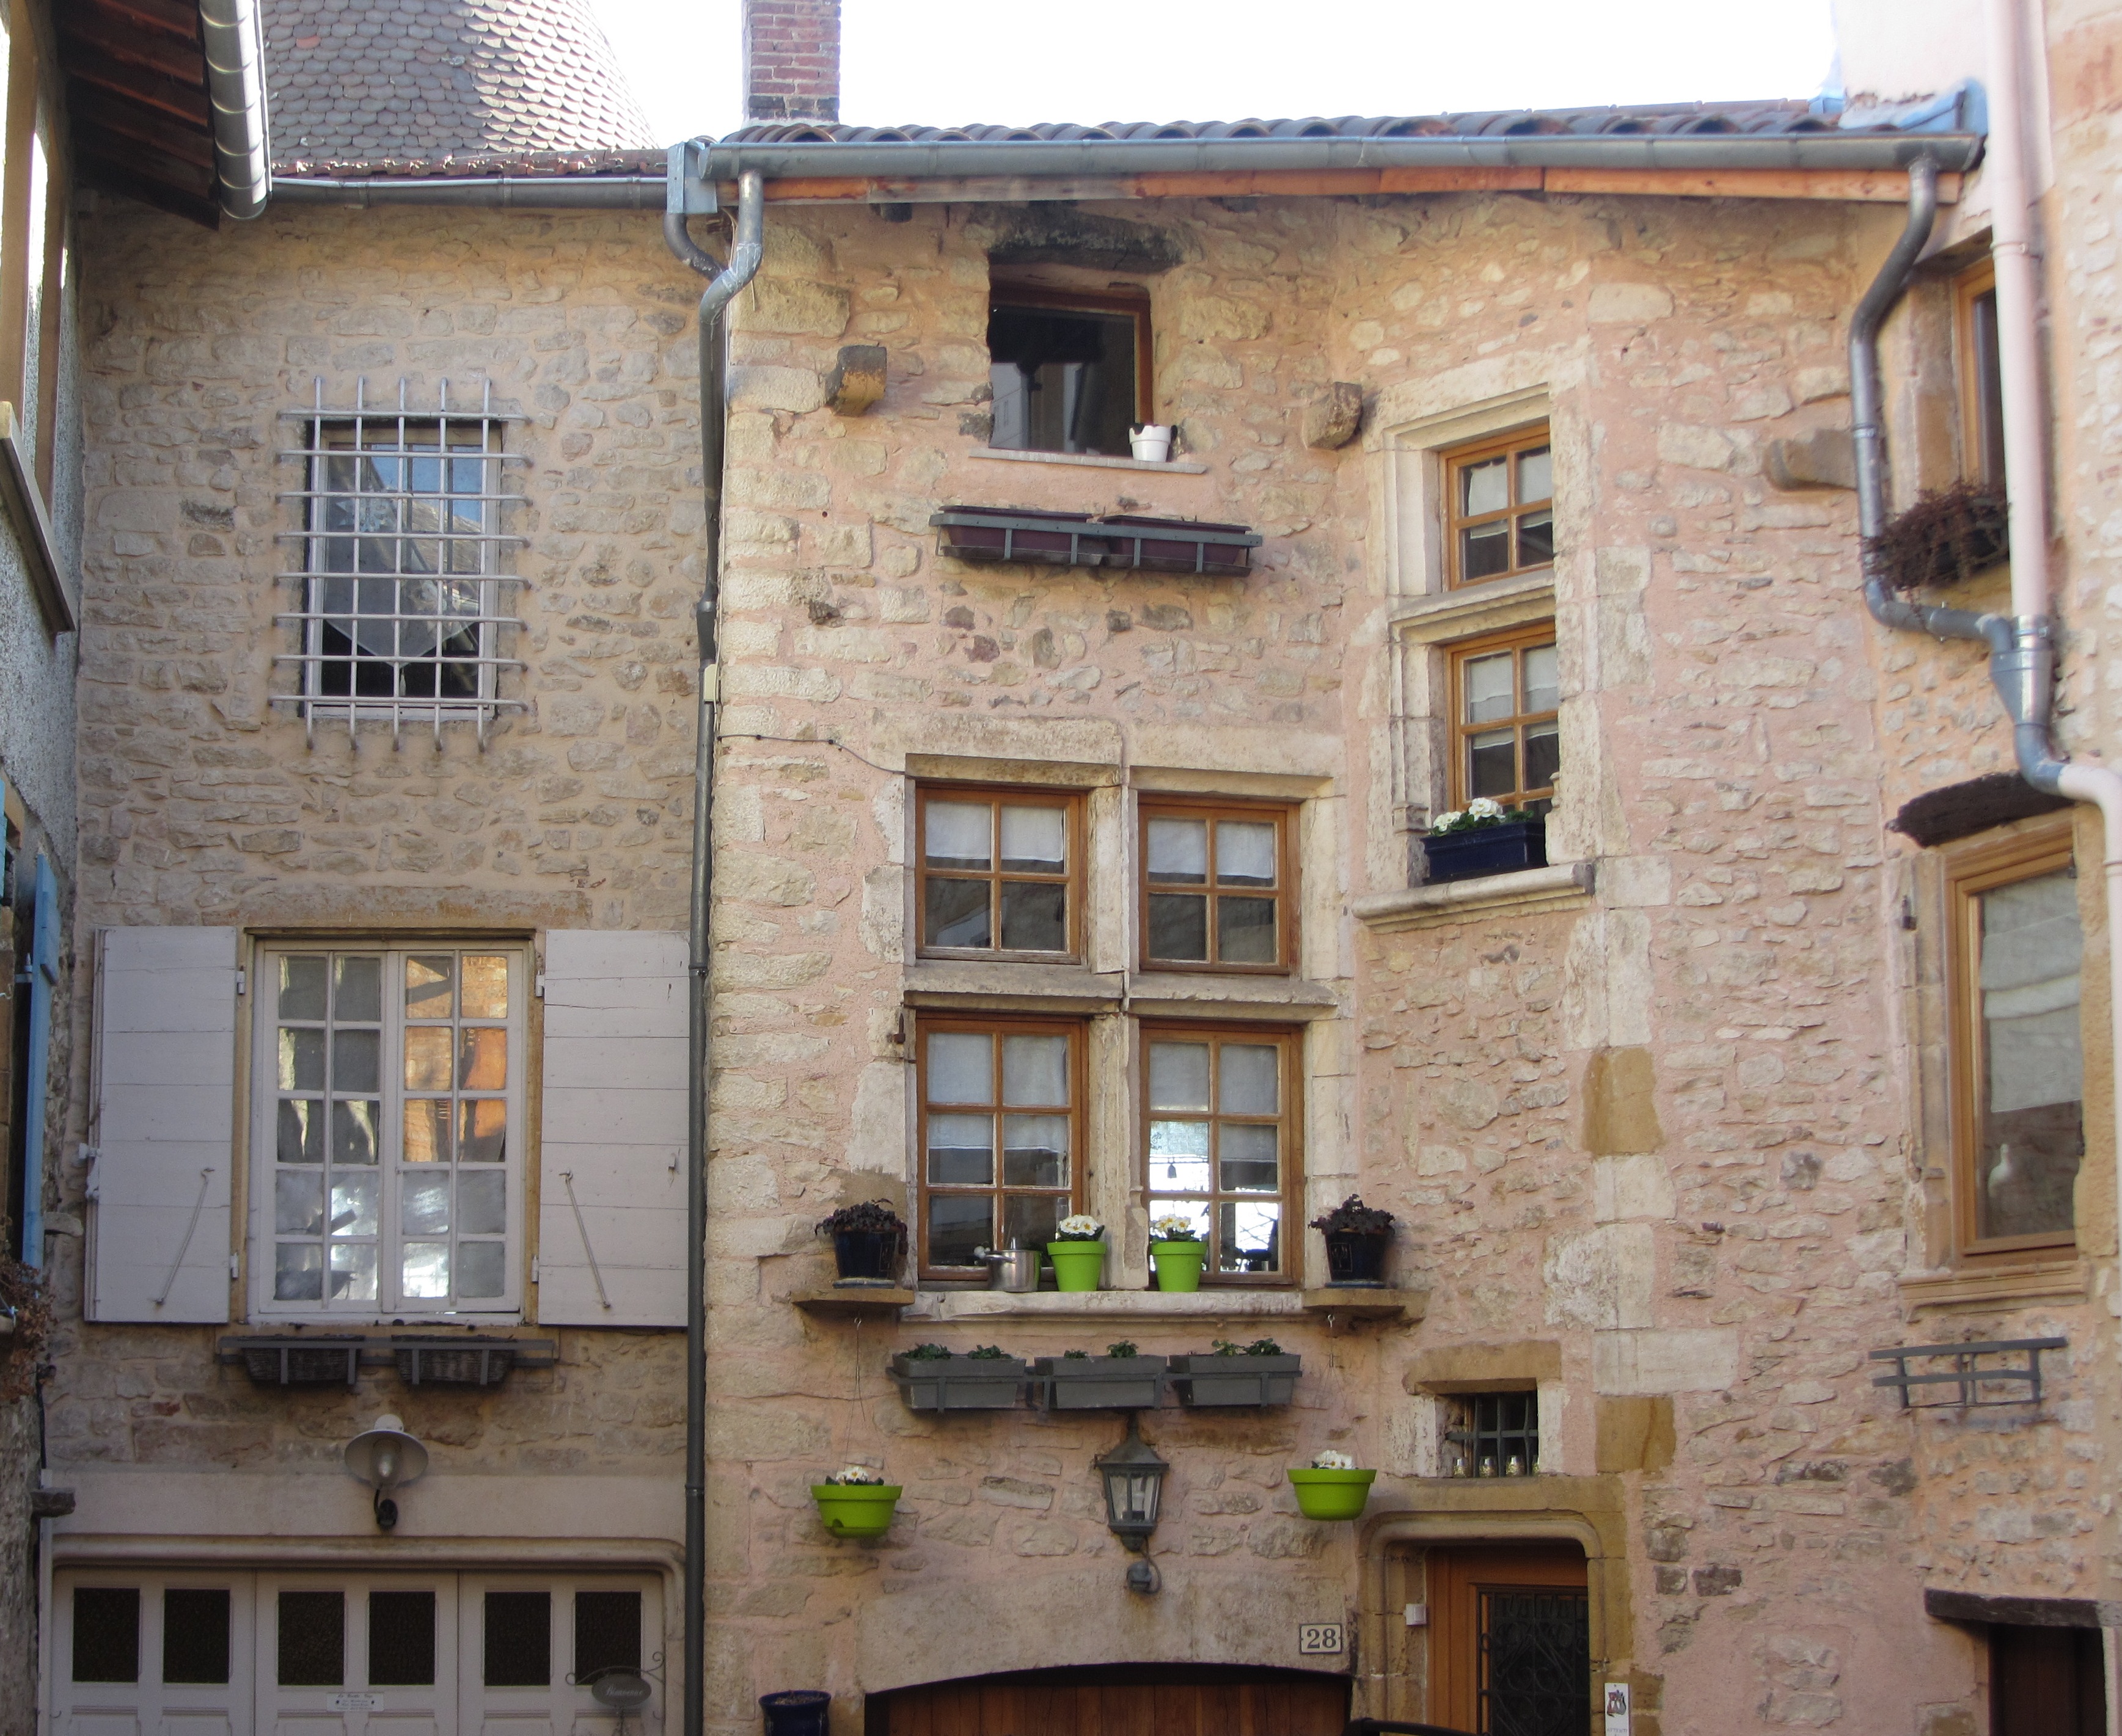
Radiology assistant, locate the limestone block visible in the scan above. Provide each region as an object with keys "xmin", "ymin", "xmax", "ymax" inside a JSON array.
[
  {"xmin": 1592, "ymin": 1328, "xmax": 1741, "ymax": 1395},
  {"xmin": 729, "ymin": 366, "xmax": 827, "ymax": 413},
  {"xmin": 1301, "ymin": 383, "xmax": 1363, "ymax": 451},
  {"xmin": 1582, "ymin": 1047, "xmax": 1663, "ymax": 1156},
  {"xmin": 1593, "ymin": 1395, "xmax": 1675, "ymax": 1472},
  {"xmin": 1765, "ymin": 428, "xmax": 1857, "ymax": 492},
  {"xmin": 1589, "ymin": 283, "xmax": 1675, "ymax": 324},
  {"xmin": 1544, "ymin": 1223, "xmax": 1655, "ymax": 1330},
  {"xmin": 1593, "ymin": 1154, "xmax": 1675, "ymax": 1222}
]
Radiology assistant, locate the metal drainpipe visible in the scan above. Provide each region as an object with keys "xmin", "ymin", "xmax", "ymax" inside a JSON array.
[{"xmin": 664, "ymin": 169, "xmax": 764, "ymax": 1735}]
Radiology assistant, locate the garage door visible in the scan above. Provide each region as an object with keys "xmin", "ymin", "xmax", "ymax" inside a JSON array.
[
  {"xmin": 55, "ymin": 1570, "xmax": 662, "ymax": 1735},
  {"xmin": 865, "ymin": 1663, "xmax": 1350, "ymax": 1734}
]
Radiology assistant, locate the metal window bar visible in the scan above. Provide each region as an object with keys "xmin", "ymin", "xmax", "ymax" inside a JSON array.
[
  {"xmin": 1444, "ymin": 1390, "xmax": 1540, "ymax": 1476},
  {"xmin": 1867, "ymin": 1337, "xmax": 2066, "ymax": 1409},
  {"xmin": 271, "ymin": 378, "xmax": 527, "ymax": 746}
]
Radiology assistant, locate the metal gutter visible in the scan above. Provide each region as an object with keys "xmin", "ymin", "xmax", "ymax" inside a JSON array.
[
  {"xmin": 701, "ymin": 130, "xmax": 1984, "ymax": 183},
  {"xmin": 199, "ymin": 0, "xmax": 271, "ymax": 220},
  {"xmin": 270, "ymin": 176, "xmax": 666, "ymax": 208}
]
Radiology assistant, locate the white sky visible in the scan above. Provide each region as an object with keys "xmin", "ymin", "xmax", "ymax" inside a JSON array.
[{"xmin": 593, "ymin": 0, "xmax": 1842, "ymax": 148}]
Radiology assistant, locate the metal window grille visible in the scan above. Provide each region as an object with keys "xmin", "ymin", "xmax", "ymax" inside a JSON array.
[
  {"xmin": 1444, "ymin": 1390, "xmax": 1540, "ymax": 1476},
  {"xmin": 273, "ymin": 379, "xmax": 528, "ymax": 743}
]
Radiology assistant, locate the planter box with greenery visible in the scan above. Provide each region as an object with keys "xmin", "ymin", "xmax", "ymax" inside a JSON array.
[
  {"xmin": 1033, "ymin": 1343, "xmax": 1166, "ymax": 1410},
  {"xmin": 1149, "ymin": 1214, "xmax": 1206, "ymax": 1292},
  {"xmin": 815, "ymin": 1200, "xmax": 907, "ymax": 1286},
  {"xmin": 1167, "ymin": 1338, "xmax": 1302, "ymax": 1407},
  {"xmin": 1310, "ymin": 1194, "xmax": 1395, "ymax": 1286},
  {"xmin": 1047, "ymin": 1214, "xmax": 1107, "ymax": 1293},
  {"xmin": 1422, "ymin": 798, "xmax": 1546, "ymax": 884},
  {"xmin": 888, "ymin": 1344, "xmax": 1030, "ymax": 1411},
  {"xmin": 810, "ymin": 1467, "xmax": 902, "ymax": 1539}
]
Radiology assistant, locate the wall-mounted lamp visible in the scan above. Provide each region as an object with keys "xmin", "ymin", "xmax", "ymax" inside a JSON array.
[
  {"xmin": 1094, "ymin": 1415, "xmax": 1168, "ymax": 1593},
  {"xmin": 343, "ymin": 1413, "xmax": 428, "ymax": 1531}
]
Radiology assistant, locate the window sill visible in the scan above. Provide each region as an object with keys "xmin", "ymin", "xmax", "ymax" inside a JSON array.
[
  {"xmin": 901, "ymin": 1286, "xmax": 1425, "ymax": 1324},
  {"xmin": 1897, "ymin": 1260, "xmax": 2089, "ymax": 1314},
  {"xmin": 969, "ymin": 445, "xmax": 1209, "ymax": 476},
  {"xmin": 1391, "ymin": 569, "xmax": 1553, "ymax": 645},
  {"xmin": 1127, "ymin": 972, "xmax": 1341, "ymax": 1021},
  {"xmin": 902, "ymin": 958, "xmax": 1122, "ymax": 1014},
  {"xmin": 1353, "ymin": 861, "xmax": 1595, "ymax": 933},
  {"xmin": 0, "ymin": 401, "xmax": 73, "ymax": 632}
]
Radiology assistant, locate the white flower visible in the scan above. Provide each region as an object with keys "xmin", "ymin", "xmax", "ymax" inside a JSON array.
[
  {"xmin": 1056, "ymin": 1213, "xmax": 1105, "ymax": 1239},
  {"xmin": 826, "ymin": 1464, "xmax": 885, "ymax": 1485},
  {"xmin": 1467, "ymin": 797, "xmax": 1506, "ymax": 819},
  {"xmin": 1430, "ymin": 809, "xmax": 1463, "ymax": 831},
  {"xmin": 1151, "ymin": 1214, "xmax": 1199, "ymax": 1240},
  {"xmin": 1311, "ymin": 1450, "xmax": 1356, "ymax": 1471}
]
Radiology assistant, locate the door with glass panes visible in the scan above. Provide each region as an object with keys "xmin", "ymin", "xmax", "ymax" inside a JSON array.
[{"xmin": 54, "ymin": 1570, "xmax": 662, "ymax": 1735}]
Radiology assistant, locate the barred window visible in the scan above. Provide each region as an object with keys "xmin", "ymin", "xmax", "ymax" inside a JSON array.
[{"xmin": 276, "ymin": 382, "xmax": 525, "ymax": 740}]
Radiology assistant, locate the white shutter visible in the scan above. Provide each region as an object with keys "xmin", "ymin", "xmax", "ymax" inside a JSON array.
[
  {"xmin": 86, "ymin": 927, "xmax": 238, "ymax": 1323},
  {"xmin": 538, "ymin": 930, "xmax": 690, "ymax": 1326}
]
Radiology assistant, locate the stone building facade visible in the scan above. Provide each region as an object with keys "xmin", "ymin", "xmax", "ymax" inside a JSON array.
[{"xmin": 30, "ymin": 1, "xmax": 2122, "ymax": 1733}]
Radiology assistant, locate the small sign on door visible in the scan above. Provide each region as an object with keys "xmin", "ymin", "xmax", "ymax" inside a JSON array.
[
  {"xmin": 1603, "ymin": 1682, "xmax": 1631, "ymax": 1736},
  {"xmin": 1298, "ymin": 1622, "xmax": 1345, "ymax": 1656},
  {"xmin": 327, "ymin": 1693, "xmax": 379, "ymax": 1712}
]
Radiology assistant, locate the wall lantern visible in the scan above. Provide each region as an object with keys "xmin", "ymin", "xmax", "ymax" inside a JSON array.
[
  {"xmin": 1094, "ymin": 1415, "xmax": 1168, "ymax": 1593},
  {"xmin": 343, "ymin": 1413, "xmax": 428, "ymax": 1531}
]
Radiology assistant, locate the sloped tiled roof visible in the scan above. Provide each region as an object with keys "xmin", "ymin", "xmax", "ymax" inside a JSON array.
[{"xmin": 262, "ymin": 0, "xmax": 655, "ymax": 165}]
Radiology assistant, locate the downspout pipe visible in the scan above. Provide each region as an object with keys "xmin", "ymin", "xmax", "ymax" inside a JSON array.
[
  {"xmin": 199, "ymin": 0, "xmax": 271, "ymax": 220},
  {"xmin": 665, "ymin": 167, "xmax": 764, "ymax": 1736}
]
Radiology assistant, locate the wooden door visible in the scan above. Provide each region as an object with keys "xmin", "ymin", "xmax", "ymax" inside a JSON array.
[
  {"xmin": 1991, "ymin": 1625, "xmax": 2107, "ymax": 1736},
  {"xmin": 868, "ymin": 1665, "xmax": 1349, "ymax": 1735},
  {"xmin": 1427, "ymin": 1545, "xmax": 1590, "ymax": 1736}
]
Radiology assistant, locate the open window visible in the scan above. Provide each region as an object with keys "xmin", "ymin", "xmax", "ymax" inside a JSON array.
[
  {"xmin": 1955, "ymin": 259, "xmax": 2005, "ymax": 489},
  {"xmin": 987, "ymin": 286, "xmax": 1150, "ymax": 458}
]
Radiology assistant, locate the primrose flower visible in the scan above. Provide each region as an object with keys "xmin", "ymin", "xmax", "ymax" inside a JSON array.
[
  {"xmin": 1055, "ymin": 1213, "xmax": 1105, "ymax": 1240},
  {"xmin": 1430, "ymin": 809, "xmax": 1463, "ymax": 831},
  {"xmin": 1151, "ymin": 1214, "xmax": 1200, "ymax": 1241},
  {"xmin": 1466, "ymin": 797, "xmax": 1506, "ymax": 819},
  {"xmin": 825, "ymin": 1465, "xmax": 885, "ymax": 1485},
  {"xmin": 1311, "ymin": 1450, "xmax": 1356, "ymax": 1471}
]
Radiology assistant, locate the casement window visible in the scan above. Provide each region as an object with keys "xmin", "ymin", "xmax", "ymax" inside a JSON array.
[
  {"xmin": 1140, "ymin": 801, "xmax": 1295, "ymax": 972},
  {"xmin": 1143, "ymin": 1026, "xmax": 1300, "ymax": 1283},
  {"xmin": 1447, "ymin": 625, "xmax": 1559, "ymax": 814},
  {"xmin": 1444, "ymin": 425, "xmax": 1554, "ymax": 588},
  {"xmin": 1955, "ymin": 260, "xmax": 2005, "ymax": 488},
  {"xmin": 56, "ymin": 1571, "xmax": 658, "ymax": 1732},
  {"xmin": 276, "ymin": 384, "xmax": 524, "ymax": 739},
  {"xmin": 252, "ymin": 944, "xmax": 527, "ymax": 1318},
  {"xmin": 987, "ymin": 286, "xmax": 1151, "ymax": 458},
  {"xmin": 918, "ymin": 1016, "xmax": 1083, "ymax": 1276},
  {"xmin": 916, "ymin": 785, "xmax": 1081, "ymax": 959},
  {"xmin": 1948, "ymin": 826, "xmax": 2087, "ymax": 1256}
]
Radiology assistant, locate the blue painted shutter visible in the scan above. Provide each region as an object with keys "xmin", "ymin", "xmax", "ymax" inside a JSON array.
[{"xmin": 20, "ymin": 854, "xmax": 56, "ymax": 1267}]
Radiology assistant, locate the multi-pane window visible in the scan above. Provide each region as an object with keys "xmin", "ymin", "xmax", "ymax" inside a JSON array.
[
  {"xmin": 1141, "ymin": 803, "xmax": 1293, "ymax": 972},
  {"xmin": 1445, "ymin": 426, "xmax": 1554, "ymax": 587},
  {"xmin": 276, "ymin": 384, "xmax": 524, "ymax": 737},
  {"xmin": 988, "ymin": 290, "xmax": 1150, "ymax": 458},
  {"xmin": 916, "ymin": 786, "xmax": 1080, "ymax": 958},
  {"xmin": 1956, "ymin": 260, "xmax": 2005, "ymax": 488},
  {"xmin": 1443, "ymin": 1391, "xmax": 1541, "ymax": 1477},
  {"xmin": 256, "ymin": 946, "xmax": 524, "ymax": 1316},
  {"xmin": 1449, "ymin": 627, "xmax": 1559, "ymax": 814},
  {"xmin": 1950, "ymin": 828, "xmax": 2085, "ymax": 1254},
  {"xmin": 1144, "ymin": 1027, "xmax": 1298, "ymax": 1282},
  {"xmin": 918, "ymin": 1017, "xmax": 1081, "ymax": 1275}
]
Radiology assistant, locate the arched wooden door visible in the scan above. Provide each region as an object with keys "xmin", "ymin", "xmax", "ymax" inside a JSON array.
[{"xmin": 865, "ymin": 1663, "xmax": 1350, "ymax": 1735}]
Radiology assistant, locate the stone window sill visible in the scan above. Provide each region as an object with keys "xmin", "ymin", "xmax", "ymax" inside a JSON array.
[
  {"xmin": 1353, "ymin": 861, "xmax": 1595, "ymax": 933},
  {"xmin": 1897, "ymin": 1260, "xmax": 2088, "ymax": 1314},
  {"xmin": 901, "ymin": 1287, "xmax": 1424, "ymax": 1323},
  {"xmin": 968, "ymin": 445, "xmax": 1209, "ymax": 476},
  {"xmin": 1391, "ymin": 570, "xmax": 1553, "ymax": 646},
  {"xmin": 901, "ymin": 961, "xmax": 1341, "ymax": 1020}
]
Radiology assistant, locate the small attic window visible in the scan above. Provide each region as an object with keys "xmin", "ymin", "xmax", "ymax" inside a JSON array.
[{"xmin": 987, "ymin": 288, "xmax": 1149, "ymax": 458}]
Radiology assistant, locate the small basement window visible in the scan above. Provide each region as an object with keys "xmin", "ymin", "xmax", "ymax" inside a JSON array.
[
  {"xmin": 987, "ymin": 289, "xmax": 1149, "ymax": 458},
  {"xmin": 1443, "ymin": 1391, "xmax": 1540, "ymax": 1477}
]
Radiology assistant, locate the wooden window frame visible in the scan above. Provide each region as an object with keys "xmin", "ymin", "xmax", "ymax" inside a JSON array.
[
  {"xmin": 1136, "ymin": 798, "xmax": 1298, "ymax": 976},
  {"xmin": 1446, "ymin": 622, "xmax": 1560, "ymax": 811},
  {"xmin": 914, "ymin": 782, "xmax": 1085, "ymax": 962},
  {"xmin": 1140, "ymin": 1021, "xmax": 1303, "ymax": 1288},
  {"xmin": 1946, "ymin": 822, "xmax": 2084, "ymax": 1260},
  {"xmin": 915, "ymin": 1012, "xmax": 1086, "ymax": 1281},
  {"xmin": 1954, "ymin": 258, "xmax": 2005, "ymax": 490},
  {"xmin": 0, "ymin": 2, "xmax": 67, "ymax": 501},
  {"xmin": 986, "ymin": 283, "xmax": 1154, "ymax": 431},
  {"xmin": 1443, "ymin": 423, "xmax": 1554, "ymax": 589}
]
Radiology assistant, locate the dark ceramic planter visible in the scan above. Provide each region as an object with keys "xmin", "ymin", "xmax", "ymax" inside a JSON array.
[
  {"xmin": 888, "ymin": 1354, "xmax": 1031, "ymax": 1411},
  {"xmin": 1422, "ymin": 818, "xmax": 1546, "ymax": 884},
  {"xmin": 831, "ymin": 1227, "xmax": 904, "ymax": 1284},
  {"xmin": 1322, "ymin": 1230, "xmax": 1390, "ymax": 1286},
  {"xmin": 1166, "ymin": 1353, "xmax": 1303, "ymax": 1408},
  {"xmin": 1031, "ymin": 1355, "xmax": 1167, "ymax": 1410}
]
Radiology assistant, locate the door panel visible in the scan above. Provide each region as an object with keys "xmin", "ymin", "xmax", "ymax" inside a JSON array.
[
  {"xmin": 1427, "ymin": 1545, "xmax": 1590, "ymax": 1736},
  {"xmin": 1992, "ymin": 1625, "xmax": 2107, "ymax": 1736},
  {"xmin": 258, "ymin": 1574, "xmax": 457, "ymax": 1736},
  {"xmin": 56, "ymin": 1574, "xmax": 255, "ymax": 1736},
  {"xmin": 870, "ymin": 1668, "xmax": 1349, "ymax": 1735}
]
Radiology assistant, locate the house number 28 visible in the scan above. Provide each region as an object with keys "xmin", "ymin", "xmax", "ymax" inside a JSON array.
[{"xmin": 1298, "ymin": 1623, "xmax": 1345, "ymax": 1655}]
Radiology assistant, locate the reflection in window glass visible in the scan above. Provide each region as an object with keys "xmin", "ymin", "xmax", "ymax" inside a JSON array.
[
  {"xmin": 919, "ymin": 792, "xmax": 1074, "ymax": 956},
  {"xmin": 1974, "ymin": 869, "xmax": 2084, "ymax": 1242},
  {"xmin": 921, "ymin": 1023, "xmax": 1077, "ymax": 1271},
  {"xmin": 1141, "ymin": 808, "xmax": 1290, "ymax": 970},
  {"xmin": 989, "ymin": 302, "xmax": 1141, "ymax": 456},
  {"xmin": 1451, "ymin": 635, "xmax": 1560, "ymax": 817},
  {"xmin": 1146, "ymin": 1033, "xmax": 1292, "ymax": 1278},
  {"xmin": 1448, "ymin": 429, "xmax": 1555, "ymax": 587}
]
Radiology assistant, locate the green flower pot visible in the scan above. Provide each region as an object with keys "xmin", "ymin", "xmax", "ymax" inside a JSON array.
[
  {"xmin": 1150, "ymin": 1239, "xmax": 1206, "ymax": 1293},
  {"xmin": 1287, "ymin": 1467, "xmax": 1377, "ymax": 1521},
  {"xmin": 811, "ymin": 1484, "xmax": 902, "ymax": 1539},
  {"xmin": 1046, "ymin": 1240, "xmax": 1107, "ymax": 1292}
]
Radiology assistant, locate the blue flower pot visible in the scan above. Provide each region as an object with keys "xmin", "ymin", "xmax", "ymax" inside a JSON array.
[{"xmin": 1422, "ymin": 819, "xmax": 1546, "ymax": 884}]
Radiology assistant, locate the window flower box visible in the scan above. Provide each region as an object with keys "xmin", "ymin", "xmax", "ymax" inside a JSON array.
[
  {"xmin": 931, "ymin": 506, "xmax": 1260, "ymax": 577},
  {"xmin": 888, "ymin": 1350, "xmax": 1031, "ymax": 1412},
  {"xmin": 1032, "ymin": 1354, "xmax": 1166, "ymax": 1411},
  {"xmin": 1423, "ymin": 817, "xmax": 1546, "ymax": 885},
  {"xmin": 1166, "ymin": 1351, "xmax": 1303, "ymax": 1408}
]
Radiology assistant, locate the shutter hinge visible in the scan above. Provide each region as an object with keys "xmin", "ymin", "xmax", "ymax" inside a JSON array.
[{"xmin": 235, "ymin": 968, "xmax": 247, "ymax": 996}]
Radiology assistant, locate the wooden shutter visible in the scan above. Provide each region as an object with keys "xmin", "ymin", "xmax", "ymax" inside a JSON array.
[
  {"xmin": 538, "ymin": 931, "xmax": 689, "ymax": 1326},
  {"xmin": 86, "ymin": 927, "xmax": 238, "ymax": 1323}
]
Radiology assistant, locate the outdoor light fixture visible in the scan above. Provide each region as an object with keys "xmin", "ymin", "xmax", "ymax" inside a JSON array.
[
  {"xmin": 1094, "ymin": 1415, "xmax": 1168, "ymax": 1592},
  {"xmin": 343, "ymin": 1413, "xmax": 428, "ymax": 1531}
]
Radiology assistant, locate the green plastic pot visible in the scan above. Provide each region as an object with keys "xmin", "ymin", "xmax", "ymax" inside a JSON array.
[
  {"xmin": 1150, "ymin": 1239, "xmax": 1206, "ymax": 1293},
  {"xmin": 1287, "ymin": 1467, "xmax": 1377, "ymax": 1521},
  {"xmin": 811, "ymin": 1484, "xmax": 902, "ymax": 1539},
  {"xmin": 1047, "ymin": 1239, "xmax": 1107, "ymax": 1292}
]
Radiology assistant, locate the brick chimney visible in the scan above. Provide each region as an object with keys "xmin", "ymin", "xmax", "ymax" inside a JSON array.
[{"xmin": 742, "ymin": 0, "xmax": 841, "ymax": 125}]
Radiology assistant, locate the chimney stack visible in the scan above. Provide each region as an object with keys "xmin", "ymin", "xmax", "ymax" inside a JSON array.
[{"xmin": 742, "ymin": 0, "xmax": 841, "ymax": 125}]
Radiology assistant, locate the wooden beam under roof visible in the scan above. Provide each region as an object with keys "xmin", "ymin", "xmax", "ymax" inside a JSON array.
[{"xmin": 60, "ymin": 0, "xmax": 219, "ymax": 228}]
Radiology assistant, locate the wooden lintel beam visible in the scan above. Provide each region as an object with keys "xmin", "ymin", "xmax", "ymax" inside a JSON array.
[
  {"xmin": 68, "ymin": 86, "xmax": 214, "ymax": 169},
  {"xmin": 744, "ymin": 164, "xmax": 1958, "ymax": 207}
]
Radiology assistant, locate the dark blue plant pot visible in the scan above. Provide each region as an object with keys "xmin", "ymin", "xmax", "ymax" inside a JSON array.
[{"xmin": 1422, "ymin": 819, "xmax": 1546, "ymax": 885}]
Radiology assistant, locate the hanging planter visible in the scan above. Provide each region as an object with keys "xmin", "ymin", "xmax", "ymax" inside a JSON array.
[
  {"xmin": 810, "ymin": 1467, "xmax": 902, "ymax": 1539},
  {"xmin": 1149, "ymin": 1216, "xmax": 1206, "ymax": 1293},
  {"xmin": 1034, "ymin": 1344, "xmax": 1166, "ymax": 1410},
  {"xmin": 888, "ymin": 1345, "xmax": 1031, "ymax": 1411},
  {"xmin": 1047, "ymin": 1215, "xmax": 1108, "ymax": 1293},
  {"xmin": 1288, "ymin": 1452, "xmax": 1377, "ymax": 1522},
  {"xmin": 1167, "ymin": 1339, "xmax": 1302, "ymax": 1407}
]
